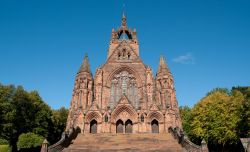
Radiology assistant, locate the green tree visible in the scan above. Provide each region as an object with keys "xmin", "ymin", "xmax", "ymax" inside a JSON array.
[
  {"xmin": 50, "ymin": 107, "xmax": 69, "ymax": 143},
  {"xmin": 189, "ymin": 89, "xmax": 245, "ymax": 151},
  {"xmin": 17, "ymin": 132, "xmax": 43, "ymax": 152},
  {"xmin": 232, "ymin": 87, "xmax": 250, "ymax": 137},
  {"xmin": 0, "ymin": 84, "xmax": 54, "ymax": 152},
  {"xmin": 179, "ymin": 106, "xmax": 192, "ymax": 137}
]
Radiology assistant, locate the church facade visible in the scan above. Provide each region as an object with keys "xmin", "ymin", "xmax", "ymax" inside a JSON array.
[{"xmin": 66, "ymin": 14, "xmax": 182, "ymax": 134}]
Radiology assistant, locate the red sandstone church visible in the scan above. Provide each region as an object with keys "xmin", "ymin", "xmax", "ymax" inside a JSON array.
[
  {"xmin": 43, "ymin": 14, "xmax": 208, "ymax": 152},
  {"xmin": 66, "ymin": 13, "xmax": 182, "ymax": 134}
]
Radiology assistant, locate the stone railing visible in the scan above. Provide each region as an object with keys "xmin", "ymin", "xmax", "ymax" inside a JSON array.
[
  {"xmin": 40, "ymin": 127, "xmax": 80, "ymax": 152},
  {"xmin": 168, "ymin": 127, "xmax": 208, "ymax": 152}
]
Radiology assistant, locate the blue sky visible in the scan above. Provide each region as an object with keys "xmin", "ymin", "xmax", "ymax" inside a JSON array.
[{"xmin": 0, "ymin": 0, "xmax": 249, "ymax": 109}]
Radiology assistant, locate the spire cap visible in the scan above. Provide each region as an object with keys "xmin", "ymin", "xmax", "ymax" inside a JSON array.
[
  {"xmin": 157, "ymin": 55, "xmax": 171, "ymax": 75},
  {"xmin": 121, "ymin": 12, "xmax": 127, "ymax": 28},
  {"xmin": 78, "ymin": 53, "xmax": 91, "ymax": 74}
]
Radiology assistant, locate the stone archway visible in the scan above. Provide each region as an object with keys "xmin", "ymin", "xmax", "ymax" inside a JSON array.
[
  {"xmin": 116, "ymin": 119, "xmax": 124, "ymax": 133},
  {"xmin": 125, "ymin": 119, "xmax": 133, "ymax": 133},
  {"xmin": 90, "ymin": 119, "xmax": 97, "ymax": 134},
  {"xmin": 151, "ymin": 119, "xmax": 159, "ymax": 133}
]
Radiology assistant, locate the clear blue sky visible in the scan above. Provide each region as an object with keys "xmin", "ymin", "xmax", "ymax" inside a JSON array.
[{"xmin": 0, "ymin": 0, "xmax": 249, "ymax": 109}]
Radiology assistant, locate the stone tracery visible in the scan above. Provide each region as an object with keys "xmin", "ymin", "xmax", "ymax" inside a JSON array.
[{"xmin": 109, "ymin": 71, "xmax": 139, "ymax": 109}]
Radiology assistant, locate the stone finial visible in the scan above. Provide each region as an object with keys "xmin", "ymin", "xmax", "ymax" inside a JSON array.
[
  {"xmin": 78, "ymin": 54, "xmax": 91, "ymax": 74},
  {"xmin": 157, "ymin": 55, "xmax": 170, "ymax": 75},
  {"xmin": 121, "ymin": 12, "xmax": 127, "ymax": 28},
  {"xmin": 40, "ymin": 139, "xmax": 48, "ymax": 152},
  {"xmin": 201, "ymin": 139, "xmax": 209, "ymax": 152}
]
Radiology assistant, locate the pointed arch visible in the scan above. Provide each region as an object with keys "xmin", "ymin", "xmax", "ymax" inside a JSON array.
[
  {"xmin": 125, "ymin": 119, "xmax": 133, "ymax": 133},
  {"xmin": 116, "ymin": 119, "xmax": 124, "ymax": 133},
  {"xmin": 151, "ymin": 119, "xmax": 159, "ymax": 133},
  {"xmin": 90, "ymin": 119, "xmax": 97, "ymax": 134},
  {"xmin": 111, "ymin": 104, "xmax": 137, "ymax": 123},
  {"xmin": 85, "ymin": 111, "xmax": 102, "ymax": 123},
  {"xmin": 106, "ymin": 66, "xmax": 143, "ymax": 88},
  {"xmin": 147, "ymin": 111, "xmax": 164, "ymax": 123}
]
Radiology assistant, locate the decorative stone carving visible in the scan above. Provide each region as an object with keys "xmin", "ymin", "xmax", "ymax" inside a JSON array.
[{"xmin": 109, "ymin": 71, "xmax": 138, "ymax": 109}]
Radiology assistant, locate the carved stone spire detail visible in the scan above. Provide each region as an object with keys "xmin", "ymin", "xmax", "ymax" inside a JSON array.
[
  {"xmin": 157, "ymin": 55, "xmax": 171, "ymax": 76},
  {"xmin": 78, "ymin": 54, "xmax": 91, "ymax": 74}
]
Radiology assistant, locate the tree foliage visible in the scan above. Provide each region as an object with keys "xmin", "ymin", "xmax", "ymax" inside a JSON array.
[
  {"xmin": 0, "ymin": 83, "xmax": 68, "ymax": 152},
  {"xmin": 17, "ymin": 132, "xmax": 43, "ymax": 150},
  {"xmin": 180, "ymin": 87, "xmax": 249, "ymax": 151},
  {"xmin": 179, "ymin": 106, "xmax": 192, "ymax": 136},
  {"xmin": 50, "ymin": 107, "xmax": 69, "ymax": 143}
]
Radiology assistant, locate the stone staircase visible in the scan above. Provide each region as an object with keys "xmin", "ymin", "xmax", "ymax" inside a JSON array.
[{"xmin": 63, "ymin": 133, "xmax": 185, "ymax": 152}]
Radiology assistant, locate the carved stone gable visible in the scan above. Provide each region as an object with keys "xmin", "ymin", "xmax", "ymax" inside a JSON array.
[
  {"xmin": 118, "ymin": 95, "xmax": 130, "ymax": 104},
  {"xmin": 108, "ymin": 40, "xmax": 139, "ymax": 61},
  {"xmin": 150, "ymin": 103, "xmax": 160, "ymax": 111}
]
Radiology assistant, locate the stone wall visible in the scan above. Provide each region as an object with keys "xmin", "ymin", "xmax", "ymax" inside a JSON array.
[{"xmin": 168, "ymin": 127, "xmax": 209, "ymax": 152}]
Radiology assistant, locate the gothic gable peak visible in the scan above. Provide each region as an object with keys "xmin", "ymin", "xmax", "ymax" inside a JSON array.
[
  {"xmin": 87, "ymin": 101, "xmax": 100, "ymax": 112},
  {"xmin": 149, "ymin": 103, "xmax": 160, "ymax": 111},
  {"xmin": 118, "ymin": 95, "xmax": 131, "ymax": 105},
  {"xmin": 108, "ymin": 40, "xmax": 139, "ymax": 62}
]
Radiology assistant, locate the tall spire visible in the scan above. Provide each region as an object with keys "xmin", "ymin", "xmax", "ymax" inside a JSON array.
[
  {"xmin": 157, "ymin": 55, "xmax": 170, "ymax": 75},
  {"xmin": 78, "ymin": 54, "xmax": 91, "ymax": 74}
]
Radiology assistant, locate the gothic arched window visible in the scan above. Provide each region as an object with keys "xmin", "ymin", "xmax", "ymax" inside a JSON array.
[
  {"xmin": 128, "ymin": 52, "xmax": 131, "ymax": 60},
  {"xmin": 109, "ymin": 71, "xmax": 139, "ymax": 109},
  {"xmin": 141, "ymin": 115, "xmax": 144, "ymax": 123},
  {"xmin": 104, "ymin": 115, "xmax": 109, "ymax": 123}
]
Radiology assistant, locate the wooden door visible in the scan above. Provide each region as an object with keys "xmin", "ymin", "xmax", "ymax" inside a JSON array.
[
  {"xmin": 125, "ymin": 120, "xmax": 133, "ymax": 133},
  {"xmin": 90, "ymin": 119, "xmax": 97, "ymax": 134},
  {"xmin": 151, "ymin": 119, "xmax": 159, "ymax": 133},
  {"xmin": 116, "ymin": 120, "xmax": 124, "ymax": 133}
]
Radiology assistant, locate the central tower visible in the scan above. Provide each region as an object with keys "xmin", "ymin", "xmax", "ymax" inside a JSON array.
[{"xmin": 66, "ymin": 14, "xmax": 182, "ymax": 134}]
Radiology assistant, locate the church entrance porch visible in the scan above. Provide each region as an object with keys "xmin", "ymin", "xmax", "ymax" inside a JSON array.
[
  {"xmin": 151, "ymin": 119, "xmax": 159, "ymax": 133},
  {"xmin": 90, "ymin": 119, "xmax": 97, "ymax": 134},
  {"xmin": 116, "ymin": 119, "xmax": 133, "ymax": 133}
]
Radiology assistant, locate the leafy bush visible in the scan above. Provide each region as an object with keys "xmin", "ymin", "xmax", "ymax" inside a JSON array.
[
  {"xmin": 17, "ymin": 132, "xmax": 44, "ymax": 150},
  {"xmin": 0, "ymin": 138, "xmax": 8, "ymax": 145}
]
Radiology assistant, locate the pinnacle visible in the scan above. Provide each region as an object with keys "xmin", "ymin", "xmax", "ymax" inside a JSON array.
[
  {"xmin": 157, "ymin": 55, "xmax": 170, "ymax": 75},
  {"xmin": 121, "ymin": 12, "xmax": 127, "ymax": 28},
  {"xmin": 78, "ymin": 54, "xmax": 91, "ymax": 74}
]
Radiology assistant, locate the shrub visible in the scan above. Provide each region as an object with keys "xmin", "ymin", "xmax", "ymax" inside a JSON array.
[
  {"xmin": 17, "ymin": 132, "xmax": 44, "ymax": 151},
  {"xmin": 0, "ymin": 138, "xmax": 8, "ymax": 145}
]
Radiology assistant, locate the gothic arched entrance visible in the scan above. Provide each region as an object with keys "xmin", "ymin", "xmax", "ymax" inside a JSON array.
[
  {"xmin": 125, "ymin": 119, "xmax": 133, "ymax": 133},
  {"xmin": 90, "ymin": 119, "xmax": 97, "ymax": 134},
  {"xmin": 151, "ymin": 119, "xmax": 159, "ymax": 133},
  {"xmin": 116, "ymin": 119, "xmax": 124, "ymax": 133}
]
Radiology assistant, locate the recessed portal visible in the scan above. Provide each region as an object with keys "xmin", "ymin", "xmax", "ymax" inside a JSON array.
[
  {"xmin": 125, "ymin": 119, "xmax": 133, "ymax": 133},
  {"xmin": 90, "ymin": 119, "xmax": 97, "ymax": 134},
  {"xmin": 151, "ymin": 119, "xmax": 159, "ymax": 133},
  {"xmin": 116, "ymin": 119, "xmax": 124, "ymax": 133}
]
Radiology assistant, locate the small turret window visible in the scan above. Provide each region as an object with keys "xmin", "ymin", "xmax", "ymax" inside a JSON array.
[
  {"xmin": 128, "ymin": 52, "xmax": 131, "ymax": 59},
  {"xmin": 105, "ymin": 115, "xmax": 109, "ymax": 123},
  {"xmin": 118, "ymin": 52, "xmax": 121, "ymax": 59},
  {"xmin": 141, "ymin": 115, "xmax": 144, "ymax": 122}
]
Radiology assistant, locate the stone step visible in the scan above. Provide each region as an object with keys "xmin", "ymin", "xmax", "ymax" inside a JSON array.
[{"xmin": 63, "ymin": 133, "xmax": 185, "ymax": 152}]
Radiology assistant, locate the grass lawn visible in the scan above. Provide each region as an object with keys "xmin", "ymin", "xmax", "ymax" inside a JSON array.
[{"xmin": 0, "ymin": 145, "xmax": 11, "ymax": 152}]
